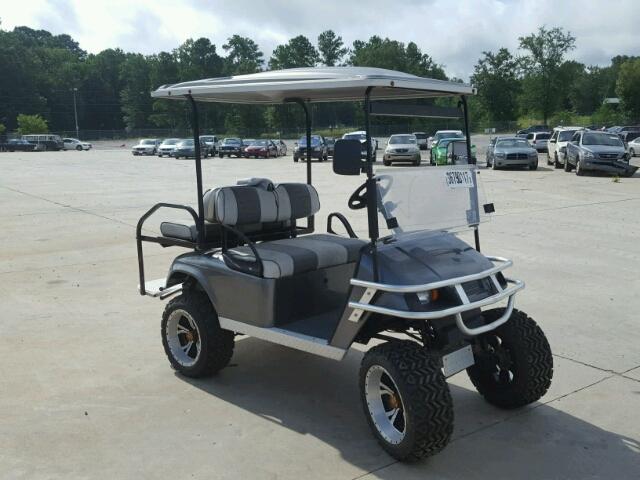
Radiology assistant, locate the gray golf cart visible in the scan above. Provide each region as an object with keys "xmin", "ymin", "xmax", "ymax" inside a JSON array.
[{"xmin": 136, "ymin": 67, "xmax": 553, "ymax": 462}]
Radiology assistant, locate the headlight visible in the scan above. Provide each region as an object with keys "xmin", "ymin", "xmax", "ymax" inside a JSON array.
[
  {"xmin": 416, "ymin": 289, "xmax": 439, "ymax": 304},
  {"xmin": 495, "ymin": 152, "xmax": 505, "ymax": 158},
  {"xmin": 583, "ymin": 151, "xmax": 594, "ymax": 159}
]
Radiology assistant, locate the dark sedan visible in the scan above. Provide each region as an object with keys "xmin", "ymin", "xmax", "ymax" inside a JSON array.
[
  {"xmin": 172, "ymin": 139, "xmax": 206, "ymax": 159},
  {"xmin": 2, "ymin": 139, "xmax": 37, "ymax": 152},
  {"xmin": 218, "ymin": 138, "xmax": 244, "ymax": 158},
  {"xmin": 243, "ymin": 140, "xmax": 278, "ymax": 158}
]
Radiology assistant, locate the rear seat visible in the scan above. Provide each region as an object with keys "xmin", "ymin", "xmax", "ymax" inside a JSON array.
[{"xmin": 201, "ymin": 181, "xmax": 366, "ymax": 278}]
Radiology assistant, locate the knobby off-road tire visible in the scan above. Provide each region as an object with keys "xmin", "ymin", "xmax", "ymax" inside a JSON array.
[
  {"xmin": 467, "ymin": 308, "xmax": 553, "ymax": 409},
  {"xmin": 360, "ymin": 341, "xmax": 454, "ymax": 461},
  {"xmin": 161, "ymin": 291, "xmax": 234, "ymax": 378}
]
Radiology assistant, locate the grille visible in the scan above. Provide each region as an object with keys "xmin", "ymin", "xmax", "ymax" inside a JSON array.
[
  {"xmin": 394, "ymin": 148, "xmax": 408, "ymax": 153},
  {"xmin": 506, "ymin": 153, "xmax": 529, "ymax": 160},
  {"xmin": 598, "ymin": 153, "xmax": 619, "ymax": 160}
]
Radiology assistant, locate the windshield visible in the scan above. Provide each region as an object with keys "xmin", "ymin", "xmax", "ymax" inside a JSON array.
[
  {"xmin": 376, "ymin": 166, "xmax": 488, "ymax": 235},
  {"xmin": 558, "ymin": 130, "xmax": 577, "ymax": 142},
  {"xmin": 141, "ymin": 139, "xmax": 156, "ymax": 145},
  {"xmin": 536, "ymin": 133, "xmax": 550, "ymax": 140},
  {"xmin": 222, "ymin": 138, "xmax": 241, "ymax": 145},
  {"xmin": 178, "ymin": 139, "xmax": 194, "ymax": 146},
  {"xmin": 162, "ymin": 139, "xmax": 179, "ymax": 145},
  {"xmin": 496, "ymin": 139, "xmax": 530, "ymax": 149},
  {"xmin": 582, "ymin": 133, "xmax": 623, "ymax": 146},
  {"xmin": 343, "ymin": 134, "xmax": 365, "ymax": 142},
  {"xmin": 434, "ymin": 132, "xmax": 463, "ymax": 141},
  {"xmin": 299, "ymin": 135, "xmax": 322, "ymax": 146},
  {"xmin": 251, "ymin": 140, "xmax": 268, "ymax": 147},
  {"xmin": 389, "ymin": 135, "xmax": 416, "ymax": 145}
]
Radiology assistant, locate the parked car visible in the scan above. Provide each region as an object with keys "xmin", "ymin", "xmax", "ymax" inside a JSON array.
[
  {"xmin": 547, "ymin": 127, "xmax": 582, "ymax": 168},
  {"xmin": 324, "ymin": 137, "xmax": 335, "ymax": 157},
  {"xmin": 516, "ymin": 125, "xmax": 550, "ymax": 135},
  {"xmin": 428, "ymin": 130, "xmax": 464, "ymax": 149},
  {"xmin": 627, "ymin": 136, "xmax": 640, "ymax": 157},
  {"xmin": 62, "ymin": 138, "xmax": 92, "ymax": 151},
  {"xmin": 272, "ymin": 139, "xmax": 287, "ymax": 156},
  {"xmin": 486, "ymin": 137, "xmax": 538, "ymax": 170},
  {"xmin": 158, "ymin": 138, "xmax": 181, "ymax": 157},
  {"xmin": 620, "ymin": 130, "xmax": 640, "ymax": 145},
  {"xmin": 430, "ymin": 137, "xmax": 476, "ymax": 165},
  {"xmin": 243, "ymin": 139, "xmax": 278, "ymax": 158},
  {"xmin": 132, "ymin": 139, "xmax": 161, "ymax": 156},
  {"xmin": 173, "ymin": 139, "xmax": 207, "ymax": 159},
  {"xmin": 565, "ymin": 130, "xmax": 637, "ymax": 177},
  {"xmin": 22, "ymin": 134, "xmax": 64, "ymax": 151},
  {"xmin": 346, "ymin": 130, "xmax": 378, "ymax": 150},
  {"xmin": 412, "ymin": 132, "xmax": 429, "ymax": 150},
  {"xmin": 200, "ymin": 135, "xmax": 219, "ymax": 156},
  {"xmin": 294, "ymin": 134, "xmax": 328, "ymax": 162},
  {"xmin": 341, "ymin": 131, "xmax": 376, "ymax": 161},
  {"xmin": 383, "ymin": 134, "xmax": 421, "ymax": 166},
  {"xmin": 2, "ymin": 138, "xmax": 37, "ymax": 152},
  {"xmin": 526, "ymin": 132, "xmax": 550, "ymax": 152},
  {"xmin": 218, "ymin": 138, "xmax": 244, "ymax": 158}
]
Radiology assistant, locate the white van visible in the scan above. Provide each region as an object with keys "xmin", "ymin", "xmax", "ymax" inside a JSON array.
[{"xmin": 547, "ymin": 127, "xmax": 583, "ymax": 168}]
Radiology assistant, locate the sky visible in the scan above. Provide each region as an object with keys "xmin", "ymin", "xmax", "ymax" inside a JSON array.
[{"xmin": 2, "ymin": 0, "xmax": 639, "ymax": 80}]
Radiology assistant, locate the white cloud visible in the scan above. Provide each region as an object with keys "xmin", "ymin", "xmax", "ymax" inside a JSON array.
[{"xmin": 2, "ymin": 0, "xmax": 639, "ymax": 79}]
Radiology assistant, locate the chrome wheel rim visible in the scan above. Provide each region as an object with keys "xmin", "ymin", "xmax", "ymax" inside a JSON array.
[
  {"xmin": 365, "ymin": 365, "xmax": 406, "ymax": 445},
  {"xmin": 166, "ymin": 309, "xmax": 201, "ymax": 367}
]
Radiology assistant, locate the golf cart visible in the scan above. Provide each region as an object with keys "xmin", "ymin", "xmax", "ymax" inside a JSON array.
[{"xmin": 136, "ymin": 67, "xmax": 553, "ymax": 462}]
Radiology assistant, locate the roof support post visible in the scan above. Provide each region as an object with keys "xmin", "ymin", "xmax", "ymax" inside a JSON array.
[
  {"xmin": 461, "ymin": 95, "xmax": 481, "ymax": 252},
  {"xmin": 187, "ymin": 94, "xmax": 205, "ymax": 248},
  {"xmin": 364, "ymin": 87, "xmax": 379, "ymax": 244},
  {"xmin": 288, "ymin": 98, "xmax": 314, "ymax": 231}
]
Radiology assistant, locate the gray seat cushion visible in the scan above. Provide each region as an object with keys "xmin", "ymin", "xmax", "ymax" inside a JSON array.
[
  {"xmin": 160, "ymin": 222, "xmax": 222, "ymax": 242},
  {"xmin": 228, "ymin": 233, "xmax": 366, "ymax": 278}
]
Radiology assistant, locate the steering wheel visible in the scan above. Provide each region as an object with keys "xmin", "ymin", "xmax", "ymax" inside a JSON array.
[{"xmin": 348, "ymin": 182, "xmax": 368, "ymax": 210}]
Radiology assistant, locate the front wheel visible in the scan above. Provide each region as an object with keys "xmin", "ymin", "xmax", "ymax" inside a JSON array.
[
  {"xmin": 630, "ymin": 148, "xmax": 636, "ymax": 157},
  {"xmin": 575, "ymin": 159, "xmax": 584, "ymax": 176},
  {"xmin": 360, "ymin": 341, "xmax": 454, "ymax": 461},
  {"xmin": 383, "ymin": 159, "xmax": 391, "ymax": 166},
  {"xmin": 564, "ymin": 156, "xmax": 572, "ymax": 172},
  {"xmin": 467, "ymin": 308, "xmax": 553, "ymax": 409},
  {"xmin": 554, "ymin": 153, "xmax": 561, "ymax": 169},
  {"xmin": 76, "ymin": 145, "xmax": 83, "ymax": 151},
  {"xmin": 530, "ymin": 162, "xmax": 538, "ymax": 171}
]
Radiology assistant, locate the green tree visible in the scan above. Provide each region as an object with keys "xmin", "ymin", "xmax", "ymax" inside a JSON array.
[
  {"xmin": 317, "ymin": 30, "xmax": 347, "ymax": 66},
  {"xmin": 269, "ymin": 35, "xmax": 319, "ymax": 69},
  {"xmin": 518, "ymin": 26, "xmax": 576, "ymax": 123},
  {"xmin": 223, "ymin": 35, "xmax": 263, "ymax": 74},
  {"xmin": 471, "ymin": 48, "xmax": 521, "ymax": 122},
  {"xmin": 119, "ymin": 54, "xmax": 152, "ymax": 130},
  {"xmin": 568, "ymin": 65, "xmax": 609, "ymax": 115},
  {"xmin": 16, "ymin": 113, "xmax": 48, "ymax": 134},
  {"xmin": 616, "ymin": 58, "xmax": 640, "ymax": 120}
]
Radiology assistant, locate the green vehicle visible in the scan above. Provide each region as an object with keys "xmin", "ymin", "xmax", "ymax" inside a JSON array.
[{"xmin": 430, "ymin": 137, "xmax": 477, "ymax": 165}]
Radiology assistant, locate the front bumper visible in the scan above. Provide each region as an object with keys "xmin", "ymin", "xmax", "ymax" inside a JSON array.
[
  {"xmin": 494, "ymin": 157, "xmax": 538, "ymax": 167},
  {"xmin": 220, "ymin": 148, "xmax": 242, "ymax": 156},
  {"xmin": 132, "ymin": 148, "xmax": 155, "ymax": 155},
  {"xmin": 581, "ymin": 159, "xmax": 638, "ymax": 176},
  {"xmin": 294, "ymin": 150, "xmax": 323, "ymax": 160},
  {"xmin": 384, "ymin": 152, "xmax": 420, "ymax": 161}
]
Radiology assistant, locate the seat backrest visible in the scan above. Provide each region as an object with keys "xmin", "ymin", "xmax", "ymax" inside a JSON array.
[
  {"xmin": 274, "ymin": 183, "xmax": 320, "ymax": 222},
  {"xmin": 203, "ymin": 186, "xmax": 278, "ymax": 226}
]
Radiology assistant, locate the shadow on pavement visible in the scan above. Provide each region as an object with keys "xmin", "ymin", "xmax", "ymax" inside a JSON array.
[{"xmin": 180, "ymin": 337, "xmax": 640, "ymax": 479}]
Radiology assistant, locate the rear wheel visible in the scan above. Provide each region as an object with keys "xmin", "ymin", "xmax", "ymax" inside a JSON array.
[
  {"xmin": 360, "ymin": 341, "xmax": 454, "ymax": 461},
  {"xmin": 564, "ymin": 155, "xmax": 572, "ymax": 172},
  {"xmin": 467, "ymin": 308, "xmax": 553, "ymax": 409},
  {"xmin": 162, "ymin": 291, "xmax": 234, "ymax": 378}
]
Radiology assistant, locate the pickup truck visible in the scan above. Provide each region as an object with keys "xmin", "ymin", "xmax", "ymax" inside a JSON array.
[{"xmin": 565, "ymin": 130, "xmax": 637, "ymax": 177}]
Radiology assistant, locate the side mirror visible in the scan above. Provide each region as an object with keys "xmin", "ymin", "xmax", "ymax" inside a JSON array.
[
  {"xmin": 549, "ymin": 139, "xmax": 556, "ymax": 144},
  {"xmin": 333, "ymin": 139, "xmax": 363, "ymax": 175}
]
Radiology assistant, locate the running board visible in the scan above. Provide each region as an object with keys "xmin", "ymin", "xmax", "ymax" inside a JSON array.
[{"xmin": 219, "ymin": 317, "xmax": 347, "ymax": 361}]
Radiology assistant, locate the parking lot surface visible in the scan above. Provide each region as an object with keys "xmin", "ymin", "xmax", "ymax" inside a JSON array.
[{"xmin": 1, "ymin": 138, "xmax": 639, "ymax": 479}]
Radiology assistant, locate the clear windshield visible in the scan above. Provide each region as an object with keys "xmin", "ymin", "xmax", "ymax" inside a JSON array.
[
  {"xmin": 376, "ymin": 166, "xmax": 489, "ymax": 235},
  {"xmin": 141, "ymin": 139, "xmax": 156, "ymax": 145},
  {"xmin": 558, "ymin": 130, "xmax": 577, "ymax": 142},
  {"xmin": 223, "ymin": 138, "xmax": 241, "ymax": 145},
  {"xmin": 582, "ymin": 133, "xmax": 623, "ymax": 146},
  {"xmin": 389, "ymin": 135, "xmax": 416, "ymax": 145},
  {"xmin": 496, "ymin": 139, "xmax": 530, "ymax": 149},
  {"xmin": 299, "ymin": 135, "xmax": 322, "ymax": 146}
]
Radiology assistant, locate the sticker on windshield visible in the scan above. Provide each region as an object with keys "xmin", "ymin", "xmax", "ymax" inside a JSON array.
[{"xmin": 444, "ymin": 170, "xmax": 474, "ymax": 189}]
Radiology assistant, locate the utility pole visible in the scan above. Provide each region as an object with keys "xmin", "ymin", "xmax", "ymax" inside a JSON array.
[{"xmin": 72, "ymin": 87, "xmax": 79, "ymax": 139}]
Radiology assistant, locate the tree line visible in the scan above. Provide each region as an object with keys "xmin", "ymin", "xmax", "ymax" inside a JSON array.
[{"xmin": 0, "ymin": 23, "xmax": 638, "ymax": 138}]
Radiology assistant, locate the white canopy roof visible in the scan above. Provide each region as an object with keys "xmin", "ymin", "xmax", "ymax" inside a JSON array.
[{"xmin": 151, "ymin": 67, "xmax": 476, "ymax": 104}]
